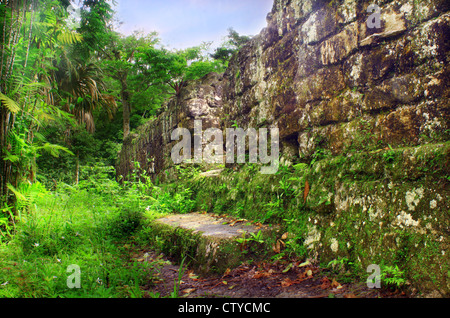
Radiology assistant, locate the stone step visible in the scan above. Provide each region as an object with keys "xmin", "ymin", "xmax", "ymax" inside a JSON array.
[{"xmin": 150, "ymin": 213, "xmax": 278, "ymax": 274}]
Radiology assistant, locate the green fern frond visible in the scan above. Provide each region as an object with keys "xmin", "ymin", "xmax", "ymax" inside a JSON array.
[
  {"xmin": 40, "ymin": 143, "xmax": 74, "ymax": 158},
  {"xmin": 57, "ymin": 31, "xmax": 83, "ymax": 45},
  {"xmin": 0, "ymin": 92, "xmax": 21, "ymax": 113},
  {"xmin": 6, "ymin": 183, "xmax": 27, "ymax": 202}
]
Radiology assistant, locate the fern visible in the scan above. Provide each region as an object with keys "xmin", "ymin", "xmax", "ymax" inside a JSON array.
[
  {"xmin": 6, "ymin": 182, "xmax": 48, "ymax": 212},
  {"xmin": 39, "ymin": 143, "xmax": 74, "ymax": 158},
  {"xmin": 57, "ymin": 30, "xmax": 83, "ymax": 45},
  {"xmin": 0, "ymin": 92, "xmax": 21, "ymax": 113},
  {"xmin": 6, "ymin": 184, "xmax": 27, "ymax": 202}
]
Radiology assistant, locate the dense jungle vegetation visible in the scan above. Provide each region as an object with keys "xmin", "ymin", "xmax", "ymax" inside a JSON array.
[{"xmin": 0, "ymin": 0, "xmax": 251, "ymax": 297}]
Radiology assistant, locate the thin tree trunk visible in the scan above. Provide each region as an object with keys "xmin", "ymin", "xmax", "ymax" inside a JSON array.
[
  {"xmin": 23, "ymin": 1, "xmax": 34, "ymax": 70},
  {"xmin": 121, "ymin": 77, "xmax": 131, "ymax": 141},
  {"xmin": 75, "ymin": 150, "xmax": 80, "ymax": 185},
  {"xmin": 0, "ymin": 3, "xmax": 8, "ymax": 85}
]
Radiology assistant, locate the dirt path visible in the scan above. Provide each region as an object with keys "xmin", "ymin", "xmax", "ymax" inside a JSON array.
[{"xmin": 134, "ymin": 251, "xmax": 409, "ymax": 299}]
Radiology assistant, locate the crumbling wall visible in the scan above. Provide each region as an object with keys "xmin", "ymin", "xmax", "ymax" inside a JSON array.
[{"xmin": 117, "ymin": 0, "xmax": 449, "ymax": 295}]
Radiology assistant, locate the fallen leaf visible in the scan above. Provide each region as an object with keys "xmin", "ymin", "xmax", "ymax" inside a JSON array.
[
  {"xmin": 230, "ymin": 219, "xmax": 245, "ymax": 226},
  {"xmin": 282, "ymin": 263, "xmax": 293, "ymax": 273},
  {"xmin": 222, "ymin": 268, "xmax": 231, "ymax": 277},
  {"xmin": 281, "ymin": 277, "xmax": 304, "ymax": 288},
  {"xmin": 281, "ymin": 278, "xmax": 295, "ymax": 287},
  {"xmin": 281, "ymin": 232, "xmax": 289, "ymax": 240},
  {"xmin": 272, "ymin": 240, "xmax": 282, "ymax": 253},
  {"xmin": 222, "ymin": 280, "xmax": 228, "ymax": 285},
  {"xmin": 182, "ymin": 288, "xmax": 196, "ymax": 294},
  {"xmin": 303, "ymin": 180, "xmax": 310, "ymax": 203},
  {"xmin": 188, "ymin": 271, "xmax": 199, "ymax": 280},
  {"xmin": 299, "ymin": 261, "xmax": 311, "ymax": 268},
  {"xmin": 253, "ymin": 271, "xmax": 269, "ymax": 279},
  {"xmin": 306, "ymin": 269, "xmax": 313, "ymax": 277},
  {"xmin": 331, "ymin": 278, "xmax": 342, "ymax": 289},
  {"xmin": 320, "ymin": 277, "xmax": 331, "ymax": 289}
]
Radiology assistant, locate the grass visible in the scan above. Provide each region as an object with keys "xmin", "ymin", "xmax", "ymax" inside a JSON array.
[{"xmin": 0, "ymin": 165, "xmax": 196, "ymax": 298}]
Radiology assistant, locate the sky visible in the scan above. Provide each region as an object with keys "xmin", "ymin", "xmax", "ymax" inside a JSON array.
[{"xmin": 113, "ymin": 0, "xmax": 274, "ymax": 49}]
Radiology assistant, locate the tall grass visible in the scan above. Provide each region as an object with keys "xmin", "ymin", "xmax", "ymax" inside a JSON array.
[{"xmin": 0, "ymin": 164, "xmax": 196, "ymax": 298}]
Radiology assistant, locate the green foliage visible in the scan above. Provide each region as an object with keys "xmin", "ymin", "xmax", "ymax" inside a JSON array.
[
  {"xmin": 211, "ymin": 28, "xmax": 252, "ymax": 64},
  {"xmin": 236, "ymin": 231, "xmax": 265, "ymax": 246},
  {"xmin": 380, "ymin": 265, "xmax": 407, "ymax": 290},
  {"xmin": 0, "ymin": 93, "xmax": 20, "ymax": 113},
  {"xmin": 383, "ymin": 145, "xmax": 398, "ymax": 164},
  {"xmin": 146, "ymin": 186, "xmax": 195, "ymax": 215},
  {"xmin": 0, "ymin": 161, "xmax": 202, "ymax": 298}
]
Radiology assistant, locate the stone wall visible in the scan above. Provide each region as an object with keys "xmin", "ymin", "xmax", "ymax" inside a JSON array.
[
  {"xmin": 222, "ymin": 0, "xmax": 449, "ymax": 162},
  {"xmin": 117, "ymin": 0, "xmax": 449, "ymax": 295}
]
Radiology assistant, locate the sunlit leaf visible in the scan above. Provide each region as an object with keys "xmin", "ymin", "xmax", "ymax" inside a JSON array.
[{"xmin": 0, "ymin": 92, "xmax": 20, "ymax": 113}]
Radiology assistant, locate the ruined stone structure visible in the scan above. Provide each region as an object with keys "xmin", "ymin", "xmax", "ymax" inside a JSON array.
[{"xmin": 117, "ymin": 0, "xmax": 449, "ymax": 295}]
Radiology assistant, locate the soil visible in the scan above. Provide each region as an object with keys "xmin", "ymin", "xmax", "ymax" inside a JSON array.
[{"xmin": 133, "ymin": 250, "xmax": 411, "ymax": 299}]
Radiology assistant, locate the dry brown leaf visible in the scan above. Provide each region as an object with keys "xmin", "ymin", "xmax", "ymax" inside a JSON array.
[
  {"xmin": 303, "ymin": 180, "xmax": 310, "ymax": 203},
  {"xmin": 281, "ymin": 232, "xmax": 289, "ymax": 240},
  {"xmin": 272, "ymin": 241, "xmax": 281, "ymax": 253},
  {"xmin": 331, "ymin": 278, "xmax": 342, "ymax": 289},
  {"xmin": 253, "ymin": 272, "xmax": 266, "ymax": 279},
  {"xmin": 281, "ymin": 278, "xmax": 295, "ymax": 288},
  {"xmin": 281, "ymin": 277, "xmax": 304, "ymax": 288},
  {"xmin": 222, "ymin": 268, "xmax": 231, "ymax": 277},
  {"xmin": 230, "ymin": 219, "xmax": 245, "ymax": 226},
  {"xmin": 182, "ymin": 288, "xmax": 196, "ymax": 295},
  {"xmin": 320, "ymin": 277, "xmax": 331, "ymax": 289}
]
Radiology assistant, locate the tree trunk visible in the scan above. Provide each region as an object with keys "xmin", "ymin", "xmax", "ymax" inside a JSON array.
[
  {"xmin": 121, "ymin": 77, "xmax": 131, "ymax": 141},
  {"xmin": 75, "ymin": 150, "xmax": 80, "ymax": 185}
]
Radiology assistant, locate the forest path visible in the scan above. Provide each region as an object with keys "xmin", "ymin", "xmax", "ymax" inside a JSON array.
[
  {"xmin": 128, "ymin": 212, "xmax": 409, "ymax": 298},
  {"xmin": 133, "ymin": 250, "xmax": 408, "ymax": 299}
]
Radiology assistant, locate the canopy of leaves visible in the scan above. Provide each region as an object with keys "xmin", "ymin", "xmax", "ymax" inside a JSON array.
[{"xmin": 211, "ymin": 28, "xmax": 252, "ymax": 64}]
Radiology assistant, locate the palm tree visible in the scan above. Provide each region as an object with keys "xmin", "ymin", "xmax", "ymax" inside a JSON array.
[
  {"xmin": 56, "ymin": 58, "xmax": 116, "ymax": 133},
  {"xmin": 53, "ymin": 57, "xmax": 117, "ymax": 184}
]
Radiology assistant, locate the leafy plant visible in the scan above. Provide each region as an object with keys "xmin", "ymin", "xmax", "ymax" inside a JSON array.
[
  {"xmin": 248, "ymin": 231, "xmax": 264, "ymax": 244},
  {"xmin": 169, "ymin": 256, "xmax": 187, "ymax": 298},
  {"xmin": 381, "ymin": 265, "xmax": 407, "ymax": 289},
  {"xmin": 0, "ymin": 172, "xmax": 160, "ymax": 298},
  {"xmin": 383, "ymin": 145, "xmax": 398, "ymax": 164}
]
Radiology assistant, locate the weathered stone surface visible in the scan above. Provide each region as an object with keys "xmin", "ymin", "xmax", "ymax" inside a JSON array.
[
  {"xmin": 320, "ymin": 21, "xmax": 359, "ymax": 65},
  {"xmin": 359, "ymin": 4, "xmax": 407, "ymax": 47},
  {"xmin": 152, "ymin": 213, "xmax": 276, "ymax": 273},
  {"xmin": 156, "ymin": 213, "xmax": 262, "ymax": 239}
]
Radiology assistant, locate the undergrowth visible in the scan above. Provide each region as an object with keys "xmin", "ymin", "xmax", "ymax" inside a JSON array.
[{"xmin": 0, "ymin": 164, "xmax": 196, "ymax": 298}]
